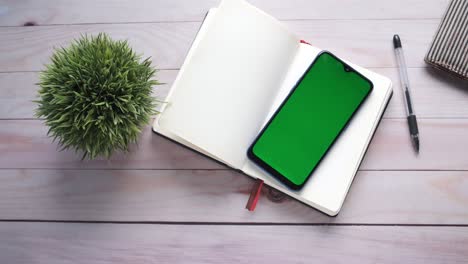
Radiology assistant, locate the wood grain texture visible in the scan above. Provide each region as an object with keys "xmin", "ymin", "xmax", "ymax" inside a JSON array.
[
  {"xmin": 1, "ymin": 222, "xmax": 467, "ymax": 263},
  {"xmin": 0, "ymin": 0, "xmax": 465, "ymax": 261},
  {"xmin": 0, "ymin": 120, "xmax": 221, "ymax": 169},
  {"xmin": 0, "ymin": 0, "xmax": 449, "ymax": 26},
  {"xmin": 0, "ymin": 19, "xmax": 440, "ymax": 72},
  {"xmin": 2, "ymin": 68, "xmax": 468, "ymax": 119},
  {"xmin": 0, "ymin": 119, "xmax": 466, "ymax": 170},
  {"xmin": 0, "ymin": 22, "xmax": 198, "ymax": 72},
  {"xmin": 0, "ymin": 169, "xmax": 467, "ymax": 224},
  {"xmin": 384, "ymin": 67, "xmax": 468, "ymax": 119}
]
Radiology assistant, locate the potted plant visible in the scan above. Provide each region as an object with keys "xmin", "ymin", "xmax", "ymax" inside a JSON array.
[{"xmin": 36, "ymin": 33, "xmax": 158, "ymax": 159}]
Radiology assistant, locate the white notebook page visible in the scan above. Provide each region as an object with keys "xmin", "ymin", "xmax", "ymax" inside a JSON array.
[{"xmin": 159, "ymin": 0, "xmax": 299, "ymax": 168}]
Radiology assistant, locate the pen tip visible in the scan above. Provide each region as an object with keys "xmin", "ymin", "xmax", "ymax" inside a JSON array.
[
  {"xmin": 413, "ymin": 136, "xmax": 419, "ymax": 153},
  {"xmin": 393, "ymin": 34, "xmax": 402, "ymax": 48}
]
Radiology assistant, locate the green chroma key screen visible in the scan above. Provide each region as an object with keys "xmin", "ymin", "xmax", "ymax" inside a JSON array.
[{"xmin": 248, "ymin": 52, "xmax": 372, "ymax": 189}]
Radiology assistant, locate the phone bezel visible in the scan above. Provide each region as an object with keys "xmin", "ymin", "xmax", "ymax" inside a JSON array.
[{"xmin": 247, "ymin": 51, "xmax": 374, "ymax": 190}]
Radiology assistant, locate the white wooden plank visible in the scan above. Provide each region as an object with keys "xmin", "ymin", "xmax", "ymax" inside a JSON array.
[
  {"xmin": 0, "ymin": 19, "xmax": 439, "ymax": 72},
  {"xmin": 0, "ymin": 170, "xmax": 467, "ymax": 224},
  {"xmin": 0, "ymin": 119, "xmax": 466, "ymax": 170},
  {"xmin": 362, "ymin": 118, "xmax": 468, "ymax": 170},
  {"xmin": 0, "ymin": 120, "xmax": 222, "ymax": 169},
  {"xmin": 0, "ymin": 0, "xmax": 449, "ymax": 26},
  {"xmin": 379, "ymin": 67, "xmax": 468, "ymax": 118},
  {"xmin": 2, "ymin": 68, "xmax": 467, "ymax": 119},
  {"xmin": 0, "ymin": 222, "xmax": 467, "ymax": 263},
  {"xmin": 0, "ymin": 22, "xmax": 199, "ymax": 72},
  {"xmin": 0, "ymin": 71, "xmax": 38, "ymax": 119}
]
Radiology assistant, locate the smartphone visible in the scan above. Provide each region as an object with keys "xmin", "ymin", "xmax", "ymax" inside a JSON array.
[{"xmin": 247, "ymin": 51, "xmax": 373, "ymax": 190}]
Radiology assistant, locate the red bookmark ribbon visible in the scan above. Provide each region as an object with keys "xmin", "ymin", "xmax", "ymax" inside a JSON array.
[{"xmin": 245, "ymin": 179, "xmax": 264, "ymax": 211}]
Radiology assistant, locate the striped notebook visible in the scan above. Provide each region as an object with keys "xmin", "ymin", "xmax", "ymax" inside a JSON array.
[{"xmin": 425, "ymin": 0, "xmax": 468, "ymax": 80}]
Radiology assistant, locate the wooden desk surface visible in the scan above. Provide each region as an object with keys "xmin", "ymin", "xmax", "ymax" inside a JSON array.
[{"xmin": 1, "ymin": 0, "xmax": 467, "ymax": 262}]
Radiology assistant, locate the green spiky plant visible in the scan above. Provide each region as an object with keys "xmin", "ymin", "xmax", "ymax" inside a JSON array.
[{"xmin": 36, "ymin": 33, "xmax": 158, "ymax": 159}]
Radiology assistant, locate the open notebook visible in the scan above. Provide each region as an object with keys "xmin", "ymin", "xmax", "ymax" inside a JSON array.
[{"xmin": 153, "ymin": 0, "xmax": 392, "ymax": 215}]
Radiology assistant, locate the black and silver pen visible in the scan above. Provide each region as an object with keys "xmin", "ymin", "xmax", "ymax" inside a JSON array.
[{"xmin": 393, "ymin": 34, "xmax": 419, "ymax": 153}]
